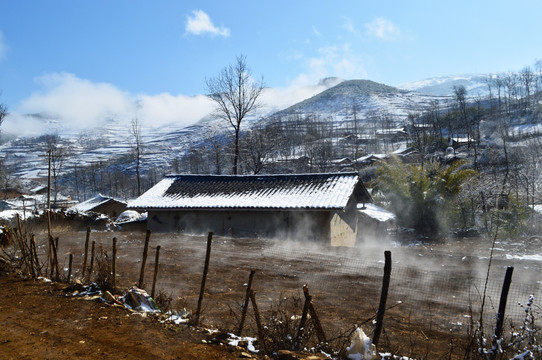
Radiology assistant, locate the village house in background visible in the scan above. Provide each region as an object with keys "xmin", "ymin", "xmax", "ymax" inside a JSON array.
[
  {"xmin": 69, "ymin": 194, "xmax": 127, "ymax": 219},
  {"xmin": 128, "ymin": 172, "xmax": 379, "ymax": 246}
]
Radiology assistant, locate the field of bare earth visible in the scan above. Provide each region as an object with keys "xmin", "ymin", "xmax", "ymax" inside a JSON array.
[{"xmin": 2, "ymin": 228, "xmax": 541, "ymax": 359}]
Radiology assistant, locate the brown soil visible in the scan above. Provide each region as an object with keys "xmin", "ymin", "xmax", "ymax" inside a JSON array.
[
  {"xmin": 3, "ymin": 229, "xmax": 534, "ymax": 359},
  {"xmin": 0, "ymin": 273, "xmax": 252, "ymax": 360}
]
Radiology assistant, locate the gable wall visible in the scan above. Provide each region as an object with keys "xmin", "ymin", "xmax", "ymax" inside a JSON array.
[
  {"xmin": 330, "ymin": 198, "xmax": 359, "ymax": 246},
  {"xmin": 93, "ymin": 202, "xmax": 127, "ymax": 219}
]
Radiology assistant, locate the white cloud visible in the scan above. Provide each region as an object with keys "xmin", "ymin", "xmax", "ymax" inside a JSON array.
[
  {"xmin": 136, "ymin": 93, "xmax": 213, "ymax": 127},
  {"xmin": 365, "ymin": 17, "xmax": 400, "ymax": 41},
  {"xmin": 260, "ymin": 79, "xmax": 344, "ymax": 113},
  {"xmin": 342, "ymin": 17, "xmax": 357, "ymax": 35},
  {"xmin": 312, "ymin": 26, "xmax": 321, "ymax": 37},
  {"xmin": 185, "ymin": 10, "xmax": 230, "ymax": 37},
  {"xmin": 3, "ymin": 72, "xmax": 214, "ymax": 136},
  {"xmin": 18, "ymin": 73, "xmax": 132, "ymax": 130},
  {"xmin": 290, "ymin": 44, "xmax": 368, "ymax": 87}
]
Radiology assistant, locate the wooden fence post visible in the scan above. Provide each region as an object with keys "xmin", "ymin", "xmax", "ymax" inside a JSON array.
[
  {"xmin": 31, "ymin": 235, "xmax": 40, "ymax": 277},
  {"xmin": 82, "ymin": 226, "xmax": 91, "ymax": 279},
  {"xmin": 67, "ymin": 253, "xmax": 73, "ymax": 283},
  {"xmin": 138, "ymin": 230, "xmax": 152, "ymax": 289},
  {"xmin": 151, "ymin": 245, "xmax": 161, "ymax": 298},
  {"xmin": 48, "ymin": 236, "xmax": 54, "ymax": 278},
  {"xmin": 194, "ymin": 232, "xmax": 213, "ymax": 327},
  {"xmin": 112, "ymin": 237, "xmax": 117, "ymax": 290},
  {"xmin": 237, "ymin": 270, "xmax": 256, "ymax": 336},
  {"xmin": 295, "ymin": 291, "xmax": 312, "ymax": 350},
  {"xmin": 249, "ymin": 290, "xmax": 266, "ymax": 354},
  {"xmin": 373, "ymin": 250, "xmax": 392, "ymax": 347},
  {"xmin": 87, "ymin": 240, "xmax": 95, "ymax": 283},
  {"xmin": 492, "ymin": 266, "xmax": 514, "ymax": 359},
  {"xmin": 303, "ymin": 284, "xmax": 327, "ymax": 344},
  {"xmin": 49, "ymin": 236, "xmax": 60, "ymax": 281}
]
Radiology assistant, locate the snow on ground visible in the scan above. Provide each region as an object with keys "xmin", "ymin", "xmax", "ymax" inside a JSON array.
[
  {"xmin": 0, "ymin": 210, "xmax": 23, "ymax": 221},
  {"xmin": 506, "ymin": 254, "xmax": 542, "ymax": 262},
  {"xmin": 115, "ymin": 210, "xmax": 147, "ymax": 223}
]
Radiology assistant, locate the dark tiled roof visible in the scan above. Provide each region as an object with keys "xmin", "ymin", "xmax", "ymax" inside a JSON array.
[{"xmin": 129, "ymin": 172, "xmax": 371, "ymax": 210}]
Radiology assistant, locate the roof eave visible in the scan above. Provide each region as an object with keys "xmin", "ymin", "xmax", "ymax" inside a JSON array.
[{"xmin": 128, "ymin": 206, "xmax": 346, "ymax": 212}]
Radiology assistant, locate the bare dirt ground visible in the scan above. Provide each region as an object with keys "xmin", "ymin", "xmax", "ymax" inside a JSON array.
[
  {"xmin": 0, "ymin": 273, "xmax": 251, "ymax": 360},
  {"xmin": 1, "ymin": 228, "xmax": 540, "ymax": 359}
]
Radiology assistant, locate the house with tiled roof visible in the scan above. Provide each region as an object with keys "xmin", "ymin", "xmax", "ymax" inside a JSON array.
[{"xmin": 128, "ymin": 172, "xmax": 372, "ymax": 246}]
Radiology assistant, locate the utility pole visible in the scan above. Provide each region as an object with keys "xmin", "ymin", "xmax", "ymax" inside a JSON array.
[{"xmin": 47, "ymin": 149, "xmax": 52, "ymax": 239}]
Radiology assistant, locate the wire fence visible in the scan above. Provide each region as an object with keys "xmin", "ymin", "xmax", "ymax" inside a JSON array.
[
  {"xmin": 258, "ymin": 242, "xmax": 541, "ymax": 334},
  {"xmin": 19, "ymin": 229, "xmax": 540, "ymax": 356}
]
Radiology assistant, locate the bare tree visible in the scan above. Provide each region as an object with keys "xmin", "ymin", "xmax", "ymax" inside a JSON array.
[
  {"xmin": 484, "ymin": 74, "xmax": 495, "ymax": 115},
  {"xmin": 0, "ymin": 101, "xmax": 8, "ymax": 196},
  {"xmin": 37, "ymin": 135, "xmax": 67, "ymax": 207},
  {"xmin": 504, "ymin": 72, "xmax": 518, "ymax": 116},
  {"xmin": 205, "ymin": 55, "xmax": 265, "ymax": 175},
  {"xmin": 0, "ymin": 102, "xmax": 6, "ymax": 133},
  {"xmin": 240, "ymin": 127, "xmax": 277, "ymax": 174},
  {"xmin": 453, "ymin": 85, "xmax": 469, "ymax": 143},
  {"xmin": 520, "ymin": 66, "xmax": 535, "ymax": 109},
  {"xmin": 131, "ymin": 118, "xmax": 143, "ymax": 196},
  {"xmin": 203, "ymin": 133, "xmax": 226, "ymax": 175},
  {"xmin": 493, "ymin": 74, "xmax": 505, "ymax": 114},
  {"xmin": 535, "ymin": 60, "xmax": 542, "ymax": 107}
]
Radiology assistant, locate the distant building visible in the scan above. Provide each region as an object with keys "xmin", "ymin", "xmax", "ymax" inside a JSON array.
[
  {"xmin": 355, "ymin": 153, "xmax": 389, "ymax": 166},
  {"xmin": 70, "ymin": 195, "xmax": 127, "ymax": 219},
  {"xmin": 128, "ymin": 173, "xmax": 373, "ymax": 247}
]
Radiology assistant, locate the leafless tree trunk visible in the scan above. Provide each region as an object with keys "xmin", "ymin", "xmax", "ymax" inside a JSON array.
[
  {"xmin": 205, "ymin": 55, "xmax": 264, "ymax": 175},
  {"xmin": 131, "ymin": 118, "xmax": 143, "ymax": 196},
  {"xmin": 453, "ymin": 85, "xmax": 471, "ymax": 149},
  {"xmin": 504, "ymin": 72, "xmax": 518, "ymax": 116},
  {"xmin": 0, "ymin": 102, "xmax": 6, "ymax": 132},
  {"xmin": 520, "ymin": 66, "xmax": 535, "ymax": 110},
  {"xmin": 43, "ymin": 135, "xmax": 65, "ymax": 207}
]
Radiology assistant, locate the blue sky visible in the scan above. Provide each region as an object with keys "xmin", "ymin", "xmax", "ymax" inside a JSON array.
[{"xmin": 1, "ymin": 0, "xmax": 541, "ymax": 134}]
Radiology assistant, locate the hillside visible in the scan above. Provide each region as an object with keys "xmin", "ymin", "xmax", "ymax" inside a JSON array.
[
  {"xmin": 275, "ymin": 79, "xmax": 407, "ymax": 115},
  {"xmin": 398, "ymin": 74, "xmax": 491, "ymax": 96},
  {"xmin": 0, "ymin": 78, "xmax": 447, "ymax": 184},
  {"xmin": 0, "ymin": 72, "xmax": 530, "ymax": 203}
]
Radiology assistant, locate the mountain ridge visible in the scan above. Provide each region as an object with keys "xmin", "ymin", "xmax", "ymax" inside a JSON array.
[{"xmin": 0, "ymin": 73, "xmax": 490, "ymax": 190}]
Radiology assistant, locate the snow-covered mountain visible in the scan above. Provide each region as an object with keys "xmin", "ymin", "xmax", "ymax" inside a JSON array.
[
  {"xmin": 0, "ymin": 75, "xmax": 485, "ymax": 183},
  {"xmin": 397, "ymin": 74, "xmax": 491, "ymax": 97},
  {"xmin": 271, "ymin": 79, "xmax": 447, "ymax": 120}
]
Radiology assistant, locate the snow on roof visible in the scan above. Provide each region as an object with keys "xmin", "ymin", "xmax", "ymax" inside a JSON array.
[
  {"xmin": 355, "ymin": 154, "xmax": 388, "ymax": 163},
  {"xmin": 71, "ymin": 195, "xmax": 126, "ymax": 213},
  {"xmin": 452, "ymin": 137, "xmax": 470, "ymax": 143},
  {"xmin": 30, "ymin": 185, "xmax": 47, "ymax": 193},
  {"xmin": 375, "ymin": 128, "xmax": 406, "ymax": 135},
  {"xmin": 357, "ymin": 203, "xmax": 396, "ymax": 222},
  {"xmin": 128, "ymin": 173, "xmax": 371, "ymax": 211},
  {"xmin": 392, "ymin": 147, "xmax": 417, "ymax": 156},
  {"xmin": 331, "ymin": 157, "xmax": 352, "ymax": 164}
]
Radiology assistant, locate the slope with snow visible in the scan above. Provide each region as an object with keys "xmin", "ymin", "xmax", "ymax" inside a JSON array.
[
  {"xmin": 0, "ymin": 75, "xmax": 489, "ymax": 183},
  {"xmin": 397, "ymin": 74, "xmax": 491, "ymax": 97}
]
